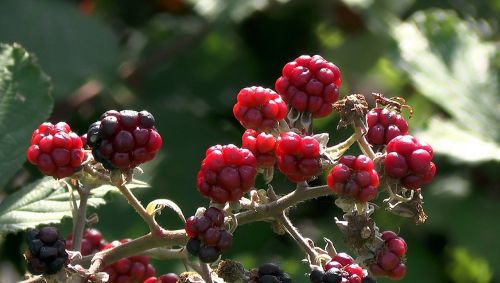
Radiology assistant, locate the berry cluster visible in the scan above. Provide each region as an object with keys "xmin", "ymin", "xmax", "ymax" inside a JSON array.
[
  {"xmin": 254, "ymin": 263, "xmax": 291, "ymax": 283},
  {"xmin": 275, "ymin": 132, "xmax": 321, "ymax": 182},
  {"xmin": 366, "ymin": 108, "xmax": 408, "ymax": 147},
  {"xmin": 26, "ymin": 227, "xmax": 68, "ymax": 275},
  {"xmin": 86, "ymin": 110, "xmax": 162, "ymax": 170},
  {"xmin": 327, "ymin": 155, "xmax": 379, "ymax": 203},
  {"xmin": 275, "ymin": 55, "xmax": 341, "ymax": 118},
  {"xmin": 65, "ymin": 228, "xmax": 105, "ymax": 256},
  {"xmin": 143, "ymin": 273, "xmax": 180, "ymax": 283},
  {"xmin": 185, "ymin": 207, "xmax": 233, "ymax": 263},
  {"xmin": 27, "ymin": 122, "xmax": 85, "ymax": 178},
  {"xmin": 310, "ymin": 253, "xmax": 367, "ymax": 283},
  {"xmin": 241, "ymin": 129, "xmax": 278, "ymax": 168},
  {"xmin": 369, "ymin": 231, "xmax": 407, "ymax": 280},
  {"xmin": 384, "ymin": 135, "xmax": 436, "ymax": 189},
  {"xmin": 196, "ymin": 144, "xmax": 257, "ymax": 203},
  {"xmin": 233, "ymin": 86, "xmax": 288, "ymax": 132},
  {"xmin": 101, "ymin": 240, "xmax": 157, "ymax": 283}
]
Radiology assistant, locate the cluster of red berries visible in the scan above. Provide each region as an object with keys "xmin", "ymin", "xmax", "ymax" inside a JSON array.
[
  {"xmin": 233, "ymin": 86, "xmax": 288, "ymax": 132},
  {"xmin": 27, "ymin": 122, "xmax": 85, "ymax": 178},
  {"xmin": 196, "ymin": 144, "xmax": 257, "ymax": 203},
  {"xmin": 26, "ymin": 227, "xmax": 68, "ymax": 275},
  {"xmin": 384, "ymin": 135, "xmax": 436, "ymax": 189},
  {"xmin": 275, "ymin": 55, "xmax": 341, "ymax": 118},
  {"xmin": 86, "ymin": 110, "xmax": 162, "ymax": 170},
  {"xmin": 143, "ymin": 274, "xmax": 180, "ymax": 283},
  {"xmin": 185, "ymin": 207, "xmax": 233, "ymax": 263},
  {"xmin": 65, "ymin": 228, "xmax": 105, "ymax": 256},
  {"xmin": 275, "ymin": 132, "xmax": 321, "ymax": 182},
  {"xmin": 309, "ymin": 253, "xmax": 369, "ymax": 283},
  {"xmin": 369, "ymin": 231, "xmax": 407, "ymax": 280},
  {"xmin": 366, "ymin": 108, "xmax": 409, "ymax": 147},
  {"xmin": 253, "ymin": 263, "xmax": 292, "ymax": 283},
  {"xmin": 241, "ymin": 129, "xmax": 278, "ymax": 169},
  {"xmin": 327, "ymin": 155, "xmax": 379, "ymax": 203},
  {"xmin": 101, "ymin": 240, "xmax": 157, "ymax": 283}
]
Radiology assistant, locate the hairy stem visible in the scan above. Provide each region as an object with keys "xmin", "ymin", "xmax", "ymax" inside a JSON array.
[
  {"xmin": 277, "ymin": 212, "xmax": 318, "ymax": 261},
  {"xmin": 71, "ymin": 182, "xmax": 89, "ymax": 252},
  {"xmin": 354, "ymin": 119, "xmax": 376, "ymax": 160}
]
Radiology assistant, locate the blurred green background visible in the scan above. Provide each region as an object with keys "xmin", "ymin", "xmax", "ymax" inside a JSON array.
[{"xmin": 0, "ymin": 0, "xmax": 499, "ymax": 282}]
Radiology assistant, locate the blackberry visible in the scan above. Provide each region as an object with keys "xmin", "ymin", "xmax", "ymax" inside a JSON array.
[
  {"xmin": 25, "ymin": 227, "xmax": 68, "ymax": 275},
  {"xmin": 257, "ymin": 263, "xmax": 291, "ymax": 283},
  {"xmin": 275, "ymin": 132, "xmax": 321, "ymax": 182}
]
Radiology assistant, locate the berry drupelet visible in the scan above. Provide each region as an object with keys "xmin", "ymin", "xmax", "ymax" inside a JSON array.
[
  {"xmin": 86, "ymin": 110, "xmax": 162, "ymax": 170},
  {"xmin": 327, "ymin": 155, "xmax": 379, "ymax": 203},
  {"xmin": 27, "ymin": 122, "xmax": 85, "ymax": 178},
  {"xmin": 242, "ymin": 129, "xmax": 278, "ymax": 169},
  {"xmin": 197, "ymin": 144, "xmax": 257, "ymax": 203},
  {"xmin": 275, "ymin": 132, "xmax": 321, "ymax": 182},
  {"xmin": 233, "ymin": 86, "xmax": 287, "ymax": 132},
  {"xmin": 384, "ymin": 135, "xmax": 436, "ymax": 189},
  {"xmin": 26, "ymin": 226, "xmax": 68, "ymax": 275},
  {"xmin": 185, "ymin": 207, "xmax": 233, "ymax": 263},
  {"xmin": 275, "ymin": 55, "xmax": 341, "ymax": 118}
]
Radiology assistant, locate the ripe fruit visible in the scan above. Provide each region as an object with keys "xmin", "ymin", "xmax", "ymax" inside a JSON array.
[
  {"xmin": 366, "ymin": 108, "xmax": 409, "ymax": 146},
  {"xmin": 384, "ymin": 135, "xmax": 436, "ymax": 189},
  {"xmin": 327, "ymin": 155, "xmax": 379, "ymax": 202},
  {"xmin": 369, "ymin": 231, "xmax": 407, "ymax": 280},
  {"xmin": 27, "ymin": 122, "xmax": 85, "ymax": 178},
  {"xmin": 101, "ymin": 240, "xmax": 156, "ymax": 283},
  {"xmin": 26, "ymin": 226, "xmax": 68, "ymax": 275},
  {"xmin": 197, "ymin": 144, "xmax": 257, "ymax": 203},
  {"xmin": 86, "ymin": 110, "xmax": 162, "ymax": 170},
  {"xmin": 241, "ymin": 129, "xmax": 278, "ymax": 168},
  {"xmin": 185, "ymin": 207, "xmax": 232, "ymax": 263},
  {"xmin": 65, "ymin": 228, "xmax": 105, "ymax": 256},
  {"xmin": 275, "ymin": 132, "xmax": 321, "ymax": 182},
  {"xmin": 233, "ymin": 86, "xmax": 287, "ymax": 131},
  {"xmin": 275, "ymin": 55, "xmax": 341, "ymax": 118},
  {"xmin": 319, "ymin": 252, "xmax": 371, "ymax": 283},
  {"xmin": 257, "ymin": 263, "xmax": 291, "ymax": 283}
]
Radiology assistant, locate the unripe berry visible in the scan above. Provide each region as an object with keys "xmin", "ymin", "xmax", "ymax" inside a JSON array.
[
  {"xmin": 242, "ymin": 129, "xmax": 278, "ymax": 168},
  {"xmin": 366, "ymin": 108, "xmax": 409, "ymax": 146},
  {"xmin": 276, "ymin": 132, "xmax": 321, "ymax": 182}
]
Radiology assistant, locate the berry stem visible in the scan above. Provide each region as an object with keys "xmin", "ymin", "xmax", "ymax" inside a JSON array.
[
  {"xmin": 200, "ymin": 263, "xmax": 214, "ymax": 283},
  {"xmin": 276, "ymin": 212, "xmax": 318, "ymax": 262},
  {"xmin": 325, "ymin": 133, "xmax": 359, "ymax": 158},
  {"xmin": 116, "ymin": 183, "xmax": 164, "ymax": 235},
  {"xmin": 354, "ymin": 119, "xmax": 376, "ymax": 160},
  {"xmin": 18, "ymin": 275, "xmax": 44, "ymax": 283},
  {"xmin": 71, "ymin": 181, "xmax": 90, "ymax": 253}
]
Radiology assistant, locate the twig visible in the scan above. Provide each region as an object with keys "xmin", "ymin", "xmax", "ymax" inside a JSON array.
[
  {"xmin": 72, "ymin": 182, "xmax": 90, "ymax": 252},
  {"xmin": 276, "ymin": 212, "xmax": 318, "ymax": 262},
  {"xmin": 353, "ymin": 119, "xmax": 376, "ymax": 160},
  {"xmin": 200, "ymin": 263, "xmax": 214, "ymax": 283},
  {"xmin": 18, "ymin": 276, "xmax": 44, "ymax": 283}
]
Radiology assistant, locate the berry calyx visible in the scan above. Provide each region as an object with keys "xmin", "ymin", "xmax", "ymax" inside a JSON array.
[
  {"xmin": 241, "ymin": 129, "xmax": 278, "ymax": 168},
  {"xmin": 233, "ymin": 86, "xmax": 287, "ymax": 131},
  {"xmin": 27, "ymin": 122, "xmax": 85, "ymax": 178},
  {"xmin": 275, "ymin": 55, "xmax": 341, "ymax": 118},
  {"xmin": 275, "ymin": 132, "xmax": 321, "ymax": 182},
  {"xmin": 384, "ymin": 135, "xmax": 436, "ymax": 189},
  {"xmin": 86, "ymin": 110, "xmax": 162, "ymax": 170},
  {"xmin": 327, "ymin": 155, "xmax": 379, "ymax": 202},
  {"xmin": 26, "ymin": 226, "xmax": 68, "ymax": 275},
  {"xmin": 366, "ymin": 108, "xmax": 409, "ymax": 146},
  {"xmin": 197, "ymin": 144, "xmax": 257, "ymax": 203}
]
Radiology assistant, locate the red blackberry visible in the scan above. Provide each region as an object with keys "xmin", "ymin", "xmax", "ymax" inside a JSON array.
[
  {"xmin": 327, "ymin": 155, "xmax": 379, "ymax": 202},
  {"xmin": 185, "ymin": 207, "xmax": 233, "ymax": 263},
  {"xmin": 275, "ymin": 132, "xmax": 321, "ymax": 182},
  {"xmin": 384, "ymin": 135, "xmax": 436, "ymax": 189},
  {"xmin": 26, "ymin": 227, "xmax": 68, "ymax": 275},
  {"xmin": 197, "ymin": 144, "xmax": 257, "ymax": 203},
  {"xmin": 321, "ymin": 252, "xmax": 369, "ymax": 283},
  {"xmin": 27, "ymin": 122, "xmax": 85, "ymax": 178},
  {"xmin": 143, "ymin": 273, "xmax": 180, "ymax": 283},
  {"xmin": 233, "ymin": 86, "xmax": 287, "ymax": 131},
  {"xmin": 242, "ymin": 129, "xmax": 278, "ymax": 168},
  {"xmin": 366, "ymin": 108, "xmax": 408, "ymax": 146},
  {"xmin": 101, "ymin": 240, "xmax": 156, "ymax": 283},
  {"xmin": 86, "ymin": 110, "xmax": 162, "ymax": 170},
  {"xmin": 368, "ymin": 231, "xmax": 407, "ymax": 280},
  {"xmin": 65, "ymin": 228, "xmax": 105, "ymax": 256},
  {"xmin": 275, "ymin": 55, "xmax": 341, "ymax": 118}
]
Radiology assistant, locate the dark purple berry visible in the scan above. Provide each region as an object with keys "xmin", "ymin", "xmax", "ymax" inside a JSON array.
[{"xmin": 198, "ymin": 246, "xmax": 220, "ymax": 263}]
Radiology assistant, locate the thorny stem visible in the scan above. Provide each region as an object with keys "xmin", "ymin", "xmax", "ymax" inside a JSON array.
[
  {"xmin": 200, "ymin": 263, "xmax": 214, "ymax": 283},
  {"xmin": 277, "ymin": 212, "xmax": 318, "ymax": 262},
  {"xmin": 71, "ymin": 182, "xmax": 90, "ymax": 253},
  {"xmin": 353, "ymin": 119, "xmax": 376, "ymax": 160}
]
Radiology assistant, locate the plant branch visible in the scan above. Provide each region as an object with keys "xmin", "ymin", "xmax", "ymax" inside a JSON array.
[
  {"xmin": 353, "ymin": 119, "xmax": 376, "ymax": 160},
  {"xmin": 71, "ymin": 182, "xmax": 90, "ymax": 252},
  {"xmin": 200, "ymin": 263, "xmax": 214, "ymax": 283},
  {"xmin": 276, "ymin": 212, "xmax": 318, "ymax": 261}
]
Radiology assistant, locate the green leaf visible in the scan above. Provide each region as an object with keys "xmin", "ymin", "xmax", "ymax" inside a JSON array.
[
  {"xmin": 391, "ymin": 10, "xmax": 500, "ymax": 142},
  {"xmin": 0, "ymin": 43, "xmax": 53, "ymax": 189},
  {"xmin": 0, "ymin": 0, "xmax": 118, "ymax": 99},
  {"xmin": 0, "ymin": 177, "xmax": 149, "ymax": 235}
]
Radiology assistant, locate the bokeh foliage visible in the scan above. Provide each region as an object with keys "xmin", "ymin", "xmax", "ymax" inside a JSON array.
[{"xmin": 0, "ymin": 0, "xmax": 498, "ymax": 282}]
